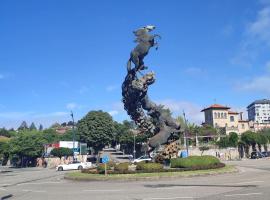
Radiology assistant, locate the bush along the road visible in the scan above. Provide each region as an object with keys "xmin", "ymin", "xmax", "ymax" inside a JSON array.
[
  {"xmin": 96, "ymin": 161, "xmax": 115, "ymax": 173},
  {"xmin": 170, "ymin": 155, "xmax": 221, "ymax": 168},
  {"xmin": 114, "ymin": 162, "xmax": 130, "ymax": 172},
  {"xmin": 136, "ymin": 162, "xmax": 163, "ymax": 172}
]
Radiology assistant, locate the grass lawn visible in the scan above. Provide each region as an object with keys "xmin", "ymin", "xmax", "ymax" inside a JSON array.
[{"xmin": 65, "ymin": 165, "xmax": 237, "ymax": 181}]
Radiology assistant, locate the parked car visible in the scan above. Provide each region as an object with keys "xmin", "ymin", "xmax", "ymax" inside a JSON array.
[
  {"xmin": 250, "ymin": 151, "xmax": 265, "ymax": 159},
  {"xmin": 132, "ymin": 155, "xmax": 152, "ymax": 163},
  {"xmin": 56, "ymin": 161, "xmax": 92, "ymax": 171},
  {"xmin": 261, "ymin": 151, "xmax": 270, "ymax": 157}
]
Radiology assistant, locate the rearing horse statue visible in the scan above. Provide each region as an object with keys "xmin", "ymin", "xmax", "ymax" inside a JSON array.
[{"xmin": 127, "ymin": 25, "xmax": 161, "ymax": 73}]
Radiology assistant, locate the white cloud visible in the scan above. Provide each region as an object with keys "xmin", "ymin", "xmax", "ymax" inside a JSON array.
[
  {"xmin": 108, "ymin": 110, "xmax": 119, "ymax": 116},
  {"xmin": 157, "ymin": 99, "xmax": 204, "ymax": 125},
  {"xmin": 66, "ymin": 102, "xmax": 81, "ymax": 110},
  {"xmin": 0, "ymin": 111, "xmax": 71, "ymax": 129},
  {"xmin": 106, "ymin": 85, "xmax": 118, "ymax": 92},
  {"xmin": 231, "ymin": 2, "xmax": 270, "ymax": 67},
  {"xmin": 239, "ymin": 75, "xmax": 270, "ymax": 94},
  {"xmin": 248, "ymin": 6, "xmax": 270, "ymax": 45}
]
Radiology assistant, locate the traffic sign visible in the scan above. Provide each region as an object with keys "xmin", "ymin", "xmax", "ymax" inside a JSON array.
[{"xmin": 102, "ymin": 155, "xmax": 109, "ymax": 163}]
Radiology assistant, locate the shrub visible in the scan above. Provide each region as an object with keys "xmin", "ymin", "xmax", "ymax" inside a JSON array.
[
  {"xmin": 114, "ymin": 162, "xmax": 130, "ymax": 172},
  {"xmin": 97, "ymin": 161, "xmax": 115, "ymax": 173},
  {"xmin": 136, "ymin": 162, "xmax": 163, "ymax": 171},
  {"xmin": 170, "ymin": 155, "xmax": 220, "ymax": 168}
]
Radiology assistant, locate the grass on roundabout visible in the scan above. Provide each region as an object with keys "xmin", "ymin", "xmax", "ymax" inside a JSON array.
[{"xmin": 65, "ymin": 165, "xmax": 237, "ymax": 181}]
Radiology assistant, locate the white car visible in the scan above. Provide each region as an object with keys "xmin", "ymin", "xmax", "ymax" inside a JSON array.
[
  {"xmin": 56, "ymin": 161, "xmax": 92, "ymax": 171},
  {"xmin": 132, "ymin": 155, "xmax": 152, "ymax": 163}
]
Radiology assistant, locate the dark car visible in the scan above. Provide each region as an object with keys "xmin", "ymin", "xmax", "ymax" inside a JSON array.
[
  {"xmin": 251, "ymin": 151, "xmax": 265, "ymax": 159},
  {"xmin": 261, "ymin": 151, "xmax": 270, "ymax": 157}
]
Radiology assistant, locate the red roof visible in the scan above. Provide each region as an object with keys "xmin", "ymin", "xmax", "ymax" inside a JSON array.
[
  {"xmin": 201, "ymin": 104, "xmax": 230, "ymax": 112},
  {"xmin": 228, "ymin": 111, "xmax": 239, "ymax": 115}
]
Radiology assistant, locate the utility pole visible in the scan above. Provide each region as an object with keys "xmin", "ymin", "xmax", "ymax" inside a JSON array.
[
  {"xmin": 70, "ymin": 111, "xmax": 76, "ymax": 161},
  {"xmin": 133, "ymin": 133, "xmax": 136, "ymax": 160},
  {"xmin": 183, "ymin": 110, "xmax": 189, "ymax": 156}
]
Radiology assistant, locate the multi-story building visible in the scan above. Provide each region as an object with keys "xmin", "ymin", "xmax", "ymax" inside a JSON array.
[
  {"xmin": 201, "ymin": 104, "xmax": 250, "ymax": 135},
  {"xmin": 247, "ymin": 99, "xmax": 270, "ymax": 131}
]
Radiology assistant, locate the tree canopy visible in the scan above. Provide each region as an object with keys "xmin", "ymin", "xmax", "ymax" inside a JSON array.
[
  {"xmin": 77, "ymin": 110, "xmax": 115, "ymax": 152},
  {"xmin": 50, "ymin": 147, "xmax": 73, "ymax": 159}
]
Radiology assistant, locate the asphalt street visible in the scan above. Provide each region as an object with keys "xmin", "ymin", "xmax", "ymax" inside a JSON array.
[{"xmin": 1, "ymin": 159, "xmax": 270, "ymax": 200}]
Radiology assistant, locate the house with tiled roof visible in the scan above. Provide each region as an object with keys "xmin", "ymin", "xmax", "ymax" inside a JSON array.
[{"xmin": 201, "ymin": 104, "xmax": 250, "ymax": 135}]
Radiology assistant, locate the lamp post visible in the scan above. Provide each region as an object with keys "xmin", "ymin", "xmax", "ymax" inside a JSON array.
[
  {"xmin": 183, "ymin": 110, "xmax": 189, "ymax": 155},
  {"xmin": 70, "ymin": 111, "xmax": 76, "ymax": 161},
  {"xmin": 133, "ymin": 133, "xmax": 136, "ymax": 160}
]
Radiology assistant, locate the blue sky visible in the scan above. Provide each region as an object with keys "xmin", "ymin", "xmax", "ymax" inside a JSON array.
[{"xmin": 1, "ymin": 0, "xmax": 270, "ymax": 128}]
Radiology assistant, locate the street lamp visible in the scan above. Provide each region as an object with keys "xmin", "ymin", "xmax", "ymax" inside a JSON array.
[
  {"xmin": 70, "ymin": 111, "xmax": 76, "ymax": 161},
  {"xmin": 183, "ymin": 110, "xmax": 189, "ymax": 155},
  {"xmin": 133, "ymin": 133, "xmax": 136, "ymax": 160}
]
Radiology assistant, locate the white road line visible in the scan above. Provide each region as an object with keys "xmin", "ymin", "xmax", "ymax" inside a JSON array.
[
  {"xmin": 83, "ymin": 189, "xmax": 123, "ymax": 192},
  {"xmin": 143, "ymin": 197, "xmax": 194, "ymax": 200},
  {"xmin": 234, "ymin": 181, "xmax": 264, "ymax": 185},
  {"xmin": 154, "ymin": 187, "xmax": 194, "ymax": 190},
  {"xmin": 224, "ymin": 193, "xmax": 262, "ymax": 197},
  {"xmin": 0, "ymin": 188, "xmax": 7, "ymax": 191},
  {"xmin": 18, "ymin": 181, "xmax": 61, "ymax": 186},
  {"xmin": 22, "ymin": 189, "xmax": 46, "ymax": 193}
]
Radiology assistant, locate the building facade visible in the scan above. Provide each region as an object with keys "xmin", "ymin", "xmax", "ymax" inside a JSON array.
[
  {"xmin": 247, "ymin": 99, "xmax": 270, "ymax": 124},
  {"xmin": 201, "ymin": 104, "xmax": 250, "ymax": 135}
]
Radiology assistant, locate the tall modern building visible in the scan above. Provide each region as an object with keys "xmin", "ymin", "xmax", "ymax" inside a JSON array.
[{"xmin": 247, "ymin": 99, "xmax": 270, "ymax": 124}]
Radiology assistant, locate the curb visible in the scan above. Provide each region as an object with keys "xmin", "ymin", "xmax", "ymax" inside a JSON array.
[{"xmin": 64, "ymin": 165, "xmax": 238, "ymax": 182}]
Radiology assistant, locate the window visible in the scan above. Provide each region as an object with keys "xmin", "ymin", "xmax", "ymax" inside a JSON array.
[
  {"xmin": 224, "ymin": 113, "xmax": 227, "ymax": 119},
  {"xmin": 218, "ymin": 113, "xmax": 220, "ymax": 118},
  {"xmin": 225, "ymin": 123, "xmax": 228, "ymax": 127},
  {"xmin": 214, "ymin": 112, "xmax": 217, "ymax": 119},
  {"xmin": 242, "ymin": 124, "xmax": 245, "ymax": 129},
  {"xmin": 221, "ymin": 113, "xmax": 224, "ymax": 118},
  {"xmin": 230, "ymin": 116, "xmax": 234, "ymax": 122}
]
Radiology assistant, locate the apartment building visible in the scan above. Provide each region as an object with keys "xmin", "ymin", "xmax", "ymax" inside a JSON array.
[{"xmin": 247, "ymin": 99, "xmax": 270, "ymax": 131}]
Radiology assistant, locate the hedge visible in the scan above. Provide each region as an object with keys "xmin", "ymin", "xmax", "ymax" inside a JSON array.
[
  {"xmin": 114, "ymin": 162, "xmax": 130, "ymax": 172},
  {"xmin": 170, "ymin": 156, "xmax": 220, "ymax": 168},
  {"xmin": 136, "ymin": 162, "xmax": 163, "ymax": 171}
]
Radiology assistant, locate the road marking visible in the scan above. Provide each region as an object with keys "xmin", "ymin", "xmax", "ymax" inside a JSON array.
[
  {"xmin": 234, "ymin": 181, "xmax": 264, "ymax": 185},
  {"xmin": 154, "ymin": 187, "xmax": 194, "ymax": 190},
  {"xmin": 143, "ymin": 197, "xmax": 194, "ymax": 200},
  {"xmin": 224, "ymin": 193, "xmax": 262, "ymax": 197},
  {"xmin": 0, "ymin": 187, "xmax": 7, "ymax": 191},
  {"xmin": 18, "ymin": 181, "xmax": 61, "ymax": 186},
  {"xmin": 83, "ymin": 189, "xmax": 123, "ymax": 192},
  {"xmin": 22, "ymin": 189, "xmax": 46, "ymax": 193}
]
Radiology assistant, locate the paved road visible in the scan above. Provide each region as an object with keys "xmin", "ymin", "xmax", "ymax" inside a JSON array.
[{"xmin": 1, "ymin": 159, "xmax": 270, "ymax": 200}]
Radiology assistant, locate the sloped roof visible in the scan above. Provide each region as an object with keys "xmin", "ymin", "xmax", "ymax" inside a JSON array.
[
  {"xmin": 201, "ymin": 104, "xmax": 230, "ymax": 112},
  {"xmin": 228, "ymin": 111, "xmax": 239, "ymax": 115}
]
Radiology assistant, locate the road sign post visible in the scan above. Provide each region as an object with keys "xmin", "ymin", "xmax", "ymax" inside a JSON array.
[{"xmin": 102, "ymin": 155, "xmax": 109, "ymax": 176}]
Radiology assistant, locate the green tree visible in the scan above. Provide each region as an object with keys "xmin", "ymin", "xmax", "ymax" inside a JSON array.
[
  {"xmin": 39, "ymin": 124, "xmax": 43, "ymax": 131},
  {"xmin": 42, "ymin": 129, "xmax": 60, "ymax": 143},
  {"xmin": 50, "ymin": 147, "xmax": 73, "ymax": 159},
  {"xmin": 77, "ymin": 110, "xmax": 115, "ymax": 153},
  {"xmin": 0, "ymin": 128, "xmax": 15, "ymax": 137},
  {"xmin": 240, "ymin": 131, "xmax": 257, "ymax": 157},
  {"xmin": 0, "ymin": 137, "xmax": 10, "ymax": 165},
  {"xmin": 228, "ymin": 132, "xmax": 239, "ymax": 147},
  {"xmin": 9, "ymin": 131, "xmax": 46, "ymax": 166},
  {"xmin": 18, "ymin": 121, "xmax": 28, "ymax": 131},
  {"xmin": 50, "ymin": 122, "xmax": 61, "ymax": 129},
  {"xmin": 29, "ymin": 122, "xmax": 37, "ymax": 131}
]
